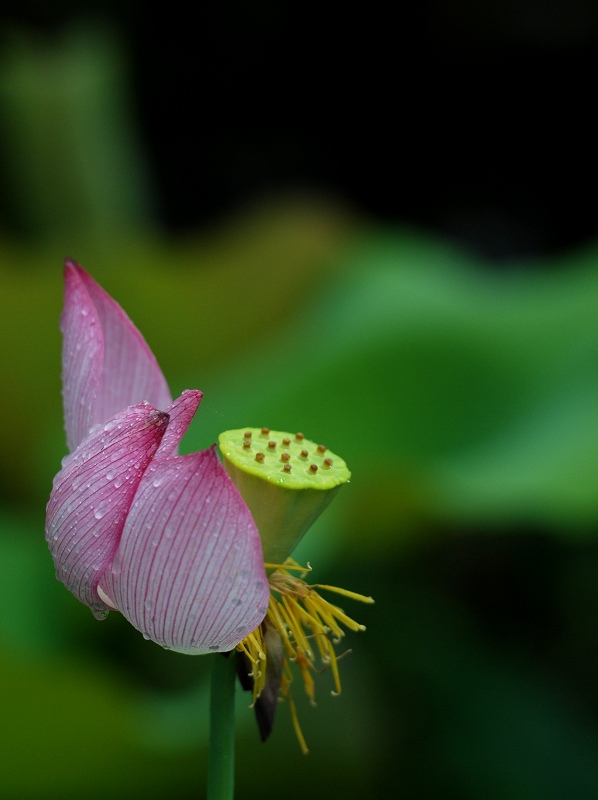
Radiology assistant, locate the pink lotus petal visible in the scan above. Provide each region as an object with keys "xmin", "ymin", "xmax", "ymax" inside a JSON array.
[
  {"xmin": 156, "ymin": 389, "xmax": 203, "ymax": 458},
  {"xmin": 62, "ymin": 262, "xmax": 172, "ymax": 450},
  {"xmin": 61, "ymin": 262, "xmax": 104, "ymax": 452},
  {"xmin": 46, "ymin": 404, "xmax": 169, "ymax": 614},
  {"xmin": 99, "ymin": 446, "xmax": 269, "ymax": 653}
]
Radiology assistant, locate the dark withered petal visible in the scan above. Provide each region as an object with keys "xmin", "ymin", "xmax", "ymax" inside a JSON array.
[{"xmin": 253, "ymin": 625, "xmax": 284, "ymax": 741}]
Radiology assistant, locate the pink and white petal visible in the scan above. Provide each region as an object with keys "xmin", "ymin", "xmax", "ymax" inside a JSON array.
[
  {"xmin": 46, "ymin": 404, "xmax": 169, "ymax": 614},
  {"xmin": 155, "ymin": 389, "xmax": 203, "ymax": 458},
  {"xmin": 62, "ymin": 261, "xmax": 104, "ymax": 452},
  {"xmin": 100, "ymin": 446, "xmax": 269, "ymax": 653},
  {"xmin": 68, "ymin": 261, "xmax": 172, "ymax": 429}
]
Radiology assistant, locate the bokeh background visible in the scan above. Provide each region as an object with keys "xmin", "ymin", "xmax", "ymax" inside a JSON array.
[{"xmin": 1, "ymin": 3, "xmax": 598, "ymax": 798}]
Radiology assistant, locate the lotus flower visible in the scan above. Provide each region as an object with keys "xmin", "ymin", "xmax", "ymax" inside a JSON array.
[{"xmin": 45, "ymin": 261, "xmax": 269, "ymax": 653}]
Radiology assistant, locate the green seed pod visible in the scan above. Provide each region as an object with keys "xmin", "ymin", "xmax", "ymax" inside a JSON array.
[{"xmin": 218, "ymin": 428, "xmax": 351, "ymax": 565}]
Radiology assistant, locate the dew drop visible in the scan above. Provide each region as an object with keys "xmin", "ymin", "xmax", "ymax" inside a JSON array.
[
  {"xmin": 208, "ymin": 645, "xmax": 219, "ymax": 652},
  {"xmin": 90, "ymin": 603, "xmax": 109, "ymax": 621},
  {"xmin": 94, "ymin": 508, "xmax": 105, "ymax": 520},
  {"xmin": 144, "ymin": 599, "xmax": 153, "ymax": 611}
]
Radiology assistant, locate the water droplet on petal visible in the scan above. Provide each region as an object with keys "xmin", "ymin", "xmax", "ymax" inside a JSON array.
[{"xmin": 90, "ymin": 603, "xmax": 109, "ymax": 621}]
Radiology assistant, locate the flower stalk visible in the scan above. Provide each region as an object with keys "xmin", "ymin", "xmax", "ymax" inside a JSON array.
[{"xmin": 208, "ymin": 653, "xmax": 238, "ymax": 800}]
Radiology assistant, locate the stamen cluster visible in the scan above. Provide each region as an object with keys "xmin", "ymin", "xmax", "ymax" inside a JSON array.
[{"xmin": 237, "ymin": 559, "xmax": 373, "ymax": 752}]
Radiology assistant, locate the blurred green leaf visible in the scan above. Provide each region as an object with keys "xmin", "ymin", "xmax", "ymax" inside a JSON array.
[{"xmin": 181, "ymin": 230, "xmax": 598, "ymax": 542}]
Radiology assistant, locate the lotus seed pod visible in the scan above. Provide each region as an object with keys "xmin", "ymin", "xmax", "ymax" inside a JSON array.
[{"xmin": 218, "ymin": 428, "xmax": 351, "ymax": 565}]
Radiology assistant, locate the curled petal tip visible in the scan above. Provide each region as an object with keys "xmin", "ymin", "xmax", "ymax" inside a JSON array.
[{"xmin": 156, "ymin": 389, "xmax": 204, "ymax": 458}]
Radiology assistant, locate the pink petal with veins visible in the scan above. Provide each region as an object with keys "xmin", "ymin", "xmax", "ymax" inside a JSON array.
[
  {"xmin": 99, "ymin": 446, "xmax": 269, "ymax": 653},
  {"xmin": 45, "ymin": 404, "xmax": 169, "ymax": 614},
  {"xmin": 156, "ymin": 389, "xmax": 203, "ymax": 458},
  {"xmin": 61, "ymin": 262, "xmax": 103, "ymax": 452},
  {"xmin": 62, "ymin": 261, "xmax": 172, "ymax": 451}
]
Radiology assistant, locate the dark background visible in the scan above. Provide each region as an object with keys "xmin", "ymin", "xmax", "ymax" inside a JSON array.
[{"xmin": 1, "ymin": 0, "xmax": 596, "ymax": 258}]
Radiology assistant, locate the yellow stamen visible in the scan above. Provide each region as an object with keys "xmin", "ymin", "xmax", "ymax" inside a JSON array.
[
  {"xmin": 264, "ymin": 560, "xmax": 312, "ymax": 574},
  {"xmin": 237, "ymin": 559, "xmax": 372, "ymax": 752},
  {"xmin": 312, "ymin": 585, "xmax": 375, "ymax": 604},
  {"xmin": 288, "ymin": 695, "xmax": 309, "ymax": 756}
]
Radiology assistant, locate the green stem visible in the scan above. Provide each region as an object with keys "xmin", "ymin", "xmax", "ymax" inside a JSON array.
[{"xmin": 207, "ymin": 653, "xmax": 237, "ymax": 800}]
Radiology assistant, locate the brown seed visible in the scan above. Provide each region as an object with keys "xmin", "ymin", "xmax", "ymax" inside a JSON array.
[
  {"xmin": 316, "ymin": 444, "xmax": 327, "ymax": 454},
  {"xmin": 295, "ymin": 432, "xmax": 305, "ymax": 442},
  {"xmin": 267, "ymin": 440, "xmax": 277, "ymax": 450},
  {"xmin": 283, "ymin": 463, "xmax": 292, "ymax": 473},
  {"xmin": 299, "ymin": 449, "xmax": 308, "ymax": 459},
  {"xmin": 242, "ymin": 441, "xmax": 251, "ymax": 450},
  {"xmin": 280, "ymin": 452, "xmax": 291, "ymax": 462},
  {"xmin": 255, "ymin": 452, "xmax": 265, "ymax": 463},
  {"xmin": 308, "ymin": 464, "xmax": 318, "ymax": 473},
  {"xmin": 323, "ymin": 457, "xmax": 333, "ymax": 468},
  {"xmin": 261, "ymin": 427, "xmax": 270, "ymax": 436},
  {"xmin": 244, "ymin": 431, "xmax": 252, "ymax": 439},
  {"xmin": 282, "ymin": 437, "xmax": 291, "ymax": 447}
]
